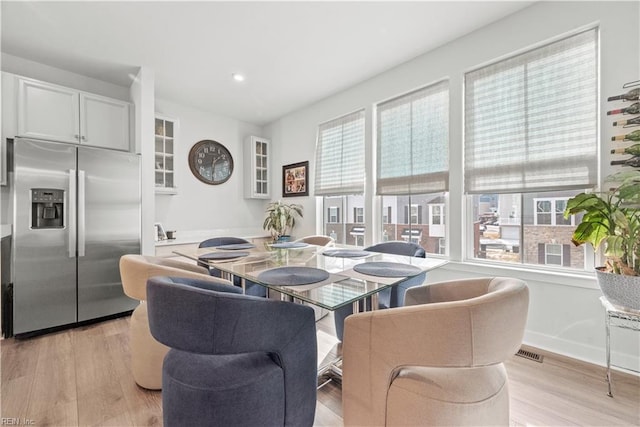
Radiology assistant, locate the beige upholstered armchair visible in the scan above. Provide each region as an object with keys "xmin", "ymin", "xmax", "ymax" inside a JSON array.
[
  {"xmin": 119, "ymin": 255, "xmax": 233, "ymax": 390},
  {"xmin": 295, "ymin": 235, "xmax": 335, "ymax": 246},
  {"xmin": 342, "ymin": 277, "xmax": 529, "ymax": 426}
]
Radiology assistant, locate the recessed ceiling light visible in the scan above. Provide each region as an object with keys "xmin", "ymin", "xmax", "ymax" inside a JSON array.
[{"xmin": 232, "ymin": 73, "xmax": 245, "ymax": 82}]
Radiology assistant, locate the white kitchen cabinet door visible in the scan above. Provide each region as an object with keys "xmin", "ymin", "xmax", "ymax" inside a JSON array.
[
  {"xmin": 17, "ymin": 78, "xmax": 80, "ymax": 144},
  {"xmin": 80, "ymin": 93, "xmax": 130, "ymax": 151},
  {"xmin": 244, "ymin": 136, "xmax": 270, "ymax": 199}
]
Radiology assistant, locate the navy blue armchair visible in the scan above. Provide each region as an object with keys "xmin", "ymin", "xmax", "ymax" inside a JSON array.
[
  {"xmin": 333, "ymin": 241, "xmax": 427, "ymax": 341},
  {"xmin": 198, "ymin": 237, "xmax": 267, "ymax": 297},
  {"xmin": 146, "ymin": 276, "xmax": 318, "ymax": 427}
]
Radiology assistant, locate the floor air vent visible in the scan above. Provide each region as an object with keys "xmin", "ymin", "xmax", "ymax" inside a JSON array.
[{"xmin": 516, "ymin": 348, "xmax": 543, "ymax": 363}]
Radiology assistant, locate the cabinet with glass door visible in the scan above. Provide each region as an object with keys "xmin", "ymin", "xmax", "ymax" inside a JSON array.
[
  {"xmin": 244, "ymin": 136, "xmax": 270, "ymax": 199},
  {"xmin": 155, "ymin": 116, "xmax": 177, "ymax": 194}
]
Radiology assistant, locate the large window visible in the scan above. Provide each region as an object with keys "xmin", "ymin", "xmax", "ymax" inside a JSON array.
[
  {"xmin": 315, "ymin": 110, "xmax": 366, "ymax": 245},
  {"xmin": 377, "ymin": 80, "xmax": 449, "ymax": 254},
  {"xmin": 464, "ymin": 26, "xmax": 597, "ymax": 270}
]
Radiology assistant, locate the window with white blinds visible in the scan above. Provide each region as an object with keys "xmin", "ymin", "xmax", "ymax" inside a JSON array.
[
  {"xmin": 376, "ymin": 80, "xmax": 449, "ymax": 195},
  {"xmin": 464, "ymin": 29, "xmax": 598, "ymax": 194},
  {"xmin": 314, "ymin": 110, "xmax": 365, "ymax": 196}
]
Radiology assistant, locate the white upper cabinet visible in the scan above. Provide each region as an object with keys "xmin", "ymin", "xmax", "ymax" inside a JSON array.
[
  {"xmin": 244, "ymin": 136, "xmax": 270, "ymax": 199},
  {"xmin": 18, "ymin": 78, "xmax": 80, "ymax": 144},
  {"xmin": 80, "ymin": 93, "xmax": 130, "ymax": 151},
  {"xmin": 17, "ymin": 77, "xmax": 131, "ymax": 151}
]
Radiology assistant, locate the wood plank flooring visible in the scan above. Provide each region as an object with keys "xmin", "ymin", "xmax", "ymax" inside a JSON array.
[{"xmin": 1, "ymin": 313, "xmax": 638, "ymax": 426}]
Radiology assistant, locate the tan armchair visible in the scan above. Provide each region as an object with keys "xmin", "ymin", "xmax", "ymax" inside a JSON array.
[
  {"xmin": 342, "ymin": 277, "xmax": 529, "ymax": 426},
  {"xmin": 294, "ymin": 235, "xmax": 335, "ymax": 246},
  {"xmin": 119, "ymin": 255, "xmax": 233, "ymax": 390}
]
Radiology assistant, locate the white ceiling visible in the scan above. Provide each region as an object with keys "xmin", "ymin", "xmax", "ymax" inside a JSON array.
[{"xmin": 1, "ymin": 1, "xmax": 533, "ymax": 126}]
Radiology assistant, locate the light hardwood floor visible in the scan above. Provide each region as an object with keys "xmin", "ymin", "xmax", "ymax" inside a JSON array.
[{"xmin": 1, "ymin": 314, "xmax": 638, "ymax": 426}]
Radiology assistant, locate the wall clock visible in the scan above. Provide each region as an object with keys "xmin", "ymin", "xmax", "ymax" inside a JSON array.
[{"xmin": 188, "ymin": 140, "xmax": 234, "ymax": 185}]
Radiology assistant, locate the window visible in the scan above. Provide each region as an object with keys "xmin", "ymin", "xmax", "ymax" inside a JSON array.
[
  {"xmin": 429, "ymin": 203, "xmax": 446, "ymax": 239},
  {"xmin": 354, "ymin": 207, "xmax": 364, "ymax": 224},
  {"xmin": 404, "ymin": 205, "xmax": 422, "ymax": 224},
  {"xmin": 328, "ymin": 207, "xmax": 340, "ymax": 223},
  {"xmin": 315, "ymin": 110, "xmax": 366, "ymax": 246},
  {"xmin": 534, "ymin": 198, "xmax": 574, "ymax": 226},
  {"xmin": 377, "ymin": 80, "xmax": 449, "ymax": 255},
  {"xmin": 429, "ymin": 204, "xmax": 444, "ymax": 225},
  {"xmin": 465, "ymin": 29, "xmax": 597, "ymax": 271},
  {"xmin": 382, "ymin": 206, "xmax": 391, "ymax": 224},
  {"xmin": 545, "ymin": 243, "xmax": 563, "ymax": 266}
]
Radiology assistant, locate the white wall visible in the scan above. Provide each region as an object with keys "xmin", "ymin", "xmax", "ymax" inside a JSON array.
[
  {"xmin": 264, "ymin": 1, "xmax": 640, "ymax": 369},
  {"xmin": 154, "ymin": 98, "xmax": 268, "ymax": 233},
  {"xmin": 1, "ymin": 53, "xmax": 130, "ymax": 101}
]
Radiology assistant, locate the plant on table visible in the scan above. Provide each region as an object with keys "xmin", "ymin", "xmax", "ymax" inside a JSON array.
[
  {"xmin": 263, "ymin": 201, "xmax": 303, "ymax": 241},
  {"xmin": 564, "ymin": 170, "xmax": 640, "ymax": 276}
]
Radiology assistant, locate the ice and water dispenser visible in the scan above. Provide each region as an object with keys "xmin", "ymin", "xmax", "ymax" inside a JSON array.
[{"xmin": 31, "ymin": 189, "xmax": 64, "ymax": 229}]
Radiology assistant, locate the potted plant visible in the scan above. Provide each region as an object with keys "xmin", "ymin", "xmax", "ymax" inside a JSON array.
[
  {"xmin": 263, "ymin": 201, "xmax": 303, "ymax": 242},
  {"xmin": 564, "ymin": 170, "xmax": 640, "ymax": 311}
]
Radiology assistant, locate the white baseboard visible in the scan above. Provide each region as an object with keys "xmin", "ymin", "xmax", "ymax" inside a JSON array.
[{"xmin": 524, "ymin": 330, "xmax": 640, "ymax": 375}]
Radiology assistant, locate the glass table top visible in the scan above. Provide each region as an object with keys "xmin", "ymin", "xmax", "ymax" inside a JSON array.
[{"xmin": 173, "ymin": 244, "xmax": 448, "ymax": 311}]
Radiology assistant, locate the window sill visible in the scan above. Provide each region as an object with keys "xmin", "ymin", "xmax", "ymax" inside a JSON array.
[{"xmin": 438, "ymin": 259, "xmax": 598, "ymax": 290}]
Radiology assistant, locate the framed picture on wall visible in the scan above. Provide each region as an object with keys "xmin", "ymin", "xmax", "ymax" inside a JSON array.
[{"xmin": 282, "ymin": 161, "xmax": 309, "ymax": 197}]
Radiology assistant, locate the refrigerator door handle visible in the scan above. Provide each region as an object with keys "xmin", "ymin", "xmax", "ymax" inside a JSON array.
[
  {"xmin": 78, "ymin": 170, "xmax": 86, "ymax": 257},
  {"xmin": 68, "ymin": 169, "xmax": 77, "ymax": 258}
]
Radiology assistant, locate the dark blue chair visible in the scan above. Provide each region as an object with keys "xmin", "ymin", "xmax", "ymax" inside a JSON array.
[
  {"xmin": 146, "ymin": 276, "xmax": 318, "ymax": 427},
  {"xmin": 198, "ymin": 237, "xmax": 267, "ymax": 297},
  {"xmin": 333, "ymin": 241, "xmax": 427, "ymax": 341}
]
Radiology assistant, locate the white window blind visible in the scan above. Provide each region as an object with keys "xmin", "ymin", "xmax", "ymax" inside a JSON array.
[
  {"xmin": 464, "ymin": 29, "xmax": 598, "ymax": 194},
  {"xmin": 376, "ymin": 80, "xmax": 449, "ymax": 195},
  {"xmin": 314, "ymin": 110, "xmax": 365, "ymax": 196}
]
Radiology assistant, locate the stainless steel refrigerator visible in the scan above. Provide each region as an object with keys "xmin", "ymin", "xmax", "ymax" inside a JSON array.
[{"xmin": 12, "ymin": 138, "xmax": 140, "ymax": 335}]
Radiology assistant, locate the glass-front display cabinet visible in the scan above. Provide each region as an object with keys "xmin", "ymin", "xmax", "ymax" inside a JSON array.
[{"xmin": 155, "ymin": 116, "xmax": 177, "ymax": 194}]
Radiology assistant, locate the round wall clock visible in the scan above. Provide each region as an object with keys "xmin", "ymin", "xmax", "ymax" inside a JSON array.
[{"xmin": 188, "ymin": 140, "xmax": 234, "ymax": 185}]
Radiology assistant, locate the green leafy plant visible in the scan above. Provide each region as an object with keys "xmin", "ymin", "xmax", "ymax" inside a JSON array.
[
  {"xmin": 564, "ymin": 170, "xmax": 640, "ymax": 275},
  {"xmin": 263, "ymin": 201, "xmax": 303, "ymax": 240}
]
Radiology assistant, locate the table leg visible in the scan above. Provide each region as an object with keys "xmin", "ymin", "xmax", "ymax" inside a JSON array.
[{"xmin": 605, "ymin": 310, "xmax": 613, "ymax": 397}]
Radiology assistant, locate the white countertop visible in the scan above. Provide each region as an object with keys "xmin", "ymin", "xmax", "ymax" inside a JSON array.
[
  {"xmin": 155, "ymin": 228, "xmax": 270, "ymax": 247},
  {"xmin": 1, "ymin": 224, "xmax": 11, "ymax": 239}
]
